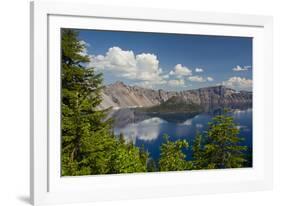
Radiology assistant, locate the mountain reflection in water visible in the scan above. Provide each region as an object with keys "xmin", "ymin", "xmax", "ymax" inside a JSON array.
[{"xmin": 111, "ymin": 107, "xmax": 252, "ymax": 161}]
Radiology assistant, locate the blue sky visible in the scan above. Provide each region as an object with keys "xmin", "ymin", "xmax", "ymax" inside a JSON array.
[{"xmin": 76, "ymin": 29, "xmax": 252, "ymax": 91}]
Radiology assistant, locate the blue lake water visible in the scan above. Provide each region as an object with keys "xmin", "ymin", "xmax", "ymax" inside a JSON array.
[{"xmin": 112, "ymin": 108, "xmax": 252, "ymax": 162}]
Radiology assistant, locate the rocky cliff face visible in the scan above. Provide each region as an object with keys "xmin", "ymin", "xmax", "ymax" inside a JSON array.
[{"xmin": 98, "ymin": 81, "xmax": 252, "ymax": 110}]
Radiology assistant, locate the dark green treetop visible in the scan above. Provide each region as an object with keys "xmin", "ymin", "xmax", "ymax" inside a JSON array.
[
  {"xmin": 159, "ymin": 134, "xmax": 190, "ymax": 171},
  {"xmin": 192, "ymin": 111, "xmax": 247, "ymax": 169}
]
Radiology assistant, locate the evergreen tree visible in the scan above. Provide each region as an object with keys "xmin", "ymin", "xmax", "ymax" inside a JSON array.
[
  {"xmin": 159, "ymin": 135, "xmax": 189, "ymax": 171},
  {"xmin": 110, "ymin": 140, "xmax": 148, "ymax": 173},
  {"xmin": 61, "ymin": 29, "xmax": 149, "ymax": 175},
  {"xmin": 147, "ymin": 158, "xmax": 158, "ymax": 172},
  {"xmin": 192, "ymin": 111, "xmax": 247, "ymax": 169},
  {"xmin": 191, "ymin": 132, "xmax": 204, "ymax": 169},
  {"xmin": 61, "ymin": 29, "xmax": 114, "ymax": 175}
]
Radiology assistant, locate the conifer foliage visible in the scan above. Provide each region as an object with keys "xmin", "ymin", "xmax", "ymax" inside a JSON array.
[
  {"xmin": 192, "ymin": 111, "xmax": 247, "ymax": 169},
  {"xmin": 159, "ymin": 135, "xmax": 189, "ymax": 171},
  {"xmin": 61, "ymin": 29, "xmax": 148, "ymax": 175},
  {"xmin": 61, "ymin": 29, "xmax": 248, "ymax": 175}
]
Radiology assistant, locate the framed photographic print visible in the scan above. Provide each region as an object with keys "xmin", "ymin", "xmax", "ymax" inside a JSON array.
[{"xmin": 30, "ymin": 0, "xmax": 273, "ymax": 205}]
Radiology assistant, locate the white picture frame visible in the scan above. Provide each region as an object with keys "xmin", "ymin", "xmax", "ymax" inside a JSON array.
[{"xmin": 30, "ymin": 0, "xmax": 273, "ymax": 205}]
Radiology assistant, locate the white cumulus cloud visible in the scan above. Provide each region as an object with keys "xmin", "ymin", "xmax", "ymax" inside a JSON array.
[
  {"xmin": 168, "ymin": 79, "xmax": 185, "ymax": 86},
  {"xmin": 188, "ymin": 75, "xmax": 206, "ymax": 82},
  {"xmin": 188, "ymin": 75, "xmax": 214, "ymax": 82},
  {"xmin": 195, "ymin": 68, "xmax": 204, "ymax": 73},
  {"xmin": 135, "ymin": 53, "xmax": 162, "ymax": 81},
  {"xmin": 232, "ymin": 65, "xmax": 251, "ymax": 72},
  {"xmin": 79, "ymin": 40, "xmax": 90, "ymax": 56},
  {"xmin": 86, "ymin": 46, "xmax": 220, "ymax": 90},
  {"xmin": 222, "ymin": 76, "xmax": 252, "ymax": 91},
  {"xmin": 88, "ymin": 47, "xmax": 165, "ymax": 84},
  {"xmin": 169, "ymin": 64, "xmax": 192, "ymax": 77},
  {"xmin": 162, "ymin": 74, "xmax": 170, "ymax": 79}
]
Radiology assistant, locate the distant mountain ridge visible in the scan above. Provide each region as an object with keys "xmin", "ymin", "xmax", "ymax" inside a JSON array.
[{"xmin": 98, "ymin": 81, "xmax": 252, "ymax": 110}]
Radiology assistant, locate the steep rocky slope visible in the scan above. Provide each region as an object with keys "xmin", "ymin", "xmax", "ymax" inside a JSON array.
[{"xmin": 98, "ymin": 81, "xmax": 252, "ymax": 110}]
